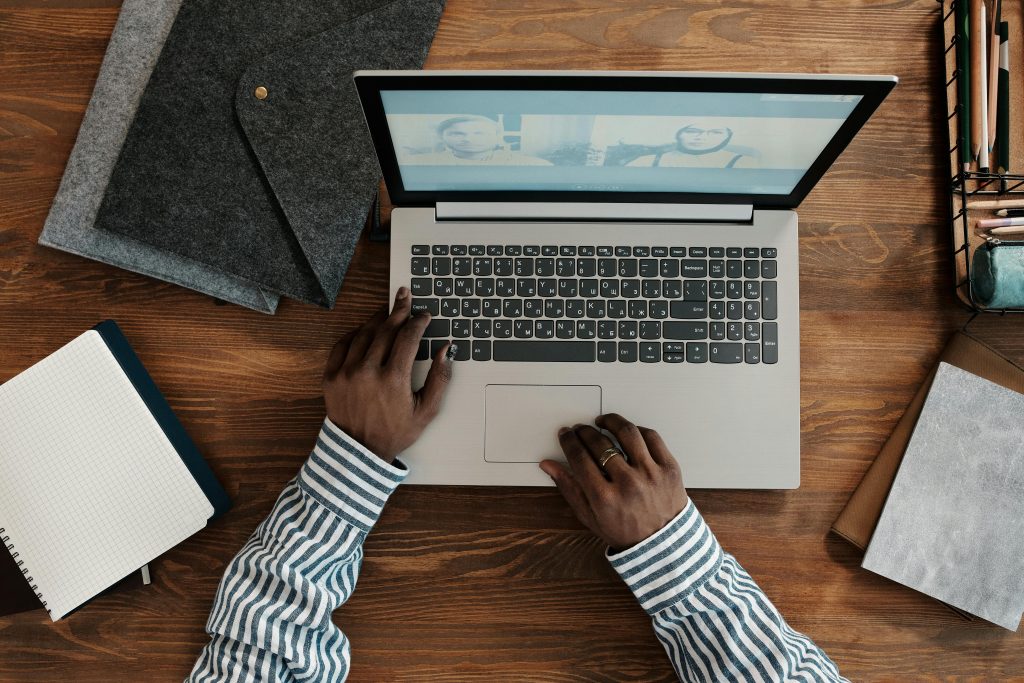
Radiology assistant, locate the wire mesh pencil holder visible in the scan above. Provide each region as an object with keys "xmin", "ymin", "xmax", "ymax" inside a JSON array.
[{"xmin": 942, "ymin": 0, "xmax": 1024, "ymax": 314}]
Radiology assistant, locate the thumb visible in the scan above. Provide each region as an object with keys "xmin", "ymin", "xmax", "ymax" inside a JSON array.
[
  {"xmin": 540, "ymin": 460, "xmax": 595, "ymax": 528},
  {"xmin": 415, "ymin": 341, "xmax": 454, "ymax": 421}
]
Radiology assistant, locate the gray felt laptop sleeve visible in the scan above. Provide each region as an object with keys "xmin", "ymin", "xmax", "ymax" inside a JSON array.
[{"xmin": 94, "ymin": 0, "xmax": 445, "ymax": 308}]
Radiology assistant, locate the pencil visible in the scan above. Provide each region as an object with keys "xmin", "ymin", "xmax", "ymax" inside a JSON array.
[
  {"xmin": 957, "ymin": 0, "xmax": 972, "ymax": 170},
  {"xmin": 978, "ymin": 2, "xmax": 990, "ymax": 171},
  {"xmin": 978, "ymin": 217, "xmax": 1024, "ymax": 228},
  {"xmin": 968, "ymin": 198, "xmax": 1024, "ymax": 209},
  {"xmin": 997, "ymin": 21, "xmax": 1009, "ymax": 173},
  {"xmin": 969, "ymin": 0, "xmax": 984, "ymax": 165},
  {"xmin": 987, "ymin": 0, "xmax": 1000, "ymax": 162},
  {"xmin": 987, "ymin": 225, "xmax": 1024, "ymax": 236}
]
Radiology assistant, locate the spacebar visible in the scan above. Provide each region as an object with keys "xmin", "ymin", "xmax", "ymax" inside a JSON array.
[{"xmin": 492, "ymin": 341, "xmax": 596, "ymax": 362}]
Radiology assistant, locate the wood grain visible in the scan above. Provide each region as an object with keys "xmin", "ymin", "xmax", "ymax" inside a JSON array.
[{"xmin": 2, "ymin": 0, "xmax": 1024, "ymax": 680}]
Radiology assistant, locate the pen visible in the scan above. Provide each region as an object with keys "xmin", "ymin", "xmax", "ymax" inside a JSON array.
[
  {"xmin": 986, "ymin": 0, "xmax": 1000, "ymax": 163},
  {"xmin": 996, "ymin": 21, "xmax": 1009, "ymax": 173},
  {"xmin": 956, "ymin": 0, "xmax": 972, "ymax": 171},
  {"xmin": 994, "ymin": 208, "xmax": 1024, "ymax": 217},
  {"xmin": 978, "ymin": 2, "xmax": 990, "ymax": 171},
  {"xmin": 978, "ymin": 217, "xmax": 1024, "ymax": 228},
  {"xmin": 970, "ymin": 0, "xmax": 984, "ymax": 166}
]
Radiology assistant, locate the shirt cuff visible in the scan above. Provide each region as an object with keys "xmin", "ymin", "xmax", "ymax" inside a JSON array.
[
  {"xmin": 607, "ymin": 499, "xmax": 724, "ymax": 615},
  {"xmin": 297, "ymin": 418, "xmax": 409, "ymax": 533}
]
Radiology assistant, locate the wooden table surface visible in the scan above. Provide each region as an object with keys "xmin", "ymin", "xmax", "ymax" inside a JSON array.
[{"xmin": 3, "ymin": 0, "xmax": 1024, "ymax": 680}]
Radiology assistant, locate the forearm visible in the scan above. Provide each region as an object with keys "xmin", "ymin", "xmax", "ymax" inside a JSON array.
[
  {"xmin": 610, "ymin": 500, "xmax": 846, "ymax": 683},
  {"xmin": 187, "ymin": 419, "xmax": 406, "ymax": 682}
]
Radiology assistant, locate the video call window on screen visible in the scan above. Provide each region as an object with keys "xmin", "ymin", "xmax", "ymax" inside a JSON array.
[{"xmin": 380, "ymin": 89, "xmax": 863, "ymax": 194}]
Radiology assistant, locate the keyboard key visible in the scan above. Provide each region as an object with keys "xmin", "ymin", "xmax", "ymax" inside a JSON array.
[
  {"xmin": 473, "ymin": 320, "xmax": 491, "ymax": 338},
  {"xmin": 598, "ymin": 341, "xmax": 616, "ymax": 362},
  {"xmin": 432, "ymin": 245, "xmax": 449, "ymax": 255},
  {"xmin": 652, "ymin": 247, "xmax": 668, "ymax": 257},
  {"xmin": 473, "ymin": 258, "xmax": 492, "ymax": 276},
  {"xmin": 598, "ymin": 320, "xmax": 617, "ymax": 339},
  {"xmin": 412, "ymin": 298, "xmax": 439, "ymax": 316},
  {"xmin": 469, "ymin": 245, "xmax": 485, "ymax": 256},
  {"xmin": 649, "ymin": 300, "xmax": 668, "ymax": 319},
  {"xmin": 496, "ymin": 278, "xmax": 516, "ymax": 297},
  {"xmin": 502, "ymin": 299, "xmax": 523, "ymax": 318},
  {"xmin": 640, "ymin": 321, "xmax": 661, "ymax": 339},
  {"xmin": 689, "ymin": 247, "xmax": 707, "ymax": 257},
  {"xmin": 726, "ymin": 260, "xmax": 742, "ymax": 278},
  {"xmin": 417, "ymin": 339, "xmax": 429, "ymax": 360},
  {"xmin": 432, "ymin": 257, "xmax": 451, "ymax": 276},
  {"xmin": 640, "ymin": 259, "xmax": 659, "ymax": 277},
  {"xmin": 618, "ymin": 259, "xmax": 638, "ymax": 277},
  {"xmin": 727, "ymin": 321, "xmax": 743, "ymax": 340},
  {"xmin": 560, "ymin": 245, "xmax": 577, "ymax": 256},
  {"xmin": 710, "ymin": 322, "xmax": 726, "ymax": 340},
  {"xmin": 538, "ymin": 279, "xmax": 557, "ymax": 297},
  {"xmin": 744, "ymin": 301, "xmax": 760, "ymax": 320},
  {"xmin": 670, "ymin": 301, "xmax": 707, "ymax": 319},
  {"xmin": 455, "ymin": 278, "xmax": 473, "ymax": 296},
  {"xmin": 524, "ymin": 245, "xmax": 540, "ymax": 256},
  {"xmin": 597, "ymin": 246, "xmax": 614, "ymax": 256},
  {"xmin": 556, "ymin": 320, "xmax": 575, "ymax": 339},
  {"xmin": 628, "ymin": 300, "xmax": 648, "ymax": 319},
  {"xmin": 744, "ymin": 247, "xmax": 759, "ymax": 258},
  {"xmin": 745, "ymin": 343, "xmax": 761, "ymax": 364},
  {"xmin": 453, "ymin": 258, "xmax": 472, "ymax": 276},
  {"xmin": 411, "ymin": 278, "xmax": 432, "ymax": 296},
  {"xmin": 670, "ymin": 247, "xmax": 686, "ymax": 257},
  {"xmin": 618, "ymin": 342, "xmax": 638, "ymax": 363},
  {"xmin": 727, "ymin": 281, "xmax": 742, "ymax": 299},
  {"xmin": 744, "ymin": 322, "xmax": 760, "ymax": 341},
  {"xmin": 726, "ymin": 247, "xmax": 742, "ymax": 258},
  {"xmin": 762, "ymin": 281, "xmax": 778, "ymax": 320},
  {"xmin": 536, "ymin": 320, "xmax": 555, "ymax": 339},
  {"xmin": 664, "ymin": 352, "xmax": 685, "ymax": 363},
  {"xmin": 633, "ymin": 246, "xmax": 650, "ymax": 257},
  {"xmin": 618, "ymin": 320, "xmax": 638, "ymax": 339},
  {"xmin": 761, "ymin": 260, "xmax": 777, "ymax": 279},
  {"xmin": 579, "ymin": 246, "xmax": 595, "ymax": 256},
  {"xmin": 710, "ymin": 342, "xmax": 743, "ymax": 364},
  {"xmin": 709, "ymin": 280, "xmax": 725, "ymax": 299},
  {"xmin": 524, "ymin": 299, "xmax": 543, "ymax": 318},
  {"xmin": 441, "ymin": 299, "xmax": 460, "ymax": 317},
  {"xmin": 744, "ymin": 260, "xmax": 760, "ymax": 278},
  {"xmin": 516, "ymin": 278, "xmax": 537, "ymax": 297},
  {"xmin": 556, "ymin": 258, "xmax": 576, "ymax": 277},
  {"xmin": 642, "ymin": 280, "xmax": 661, "ymax": 298},
  {"xmin": 514, "ymin": 320, "xmax": 534, "ymax": 338},
  {"xmin": 411, "ymin": 257, "xmax": 430, "ymax": 275},
  {"xmin": 412, "ymin": 245, "xmax": 430, "ymax": 255},
  {"xmin": 492, "ymin": 341, "xmax": 596, "ymax": 362},
  {"xmin": 580, "ymin": 279, "xmax": 599, "ymax": 298},
  {"xmin": 541, "ymin": 245, "xmax": 558, "ymax": 256},
  {"xmin": 663, "ymin": 342, "xmax": 684, "ymax": 353},
  {"xmin": 424, "ymin": 319, "xmax": 450, "ymax": 337},
  {"xmin": 660, "ymin": 259, "xmax": 680, "ymax": 278},
  {"xmin": 566, "ymin": 300, "xmax": 585, "ymax": 318},
  {"xmin": 681, "ymin": 259, "xmax": 707, "ymax": 277},
  {"xmin": 558, "ymin": 279, "xmax": 578, "ymax": 297},
  {"xmin": 482, "ymin": 299, "xmax": 501, "ymax": 317},
  {"xmin": 598, "ymin": 259, "xmax": 616, "ymax": 277},
  {"xmin": 709, "ymin": 247, "xmax": 725, "ymax": 258},
  {"xmin": 487, "ymin": 245, "xmax": 503, "ymax": 256},
  {"xmin": 434, "ymin": 278, "xmax": 454, "ymax": 297},
  {"xmin": 450, "ymin": 341, "xmax": 471, "ymax": 361},
  {"xmin": 662, "ymin": 280, "xmax": 682, "ymax": 299},
  {"xmin": 600, "ymin": 279, "xmax": 620, "ymax": 297},
  {"xmin": 493, "ymin": 320, "xmax": 513, "ymax": 338},
  {"xmin": 545, "ymin": 300, "xmax": 565, "ymax": 318},
  {"xmin": 684, "ymin": 280, "xmax": 707, "ymax": 301},
  {"xmin": 663, "ymin": 322, "xmax": 707, "ymax": 340},
  {"xmin": 578, "ymin": 258, "xmax": 597, "ymax": 277},
  {"xmin": 744, "ymin": 281, "xmax": 760, "ymax": 299},
  {"xmin": 726, "ymin": 301, "xmax": 742, "ymax": 320},
  {"xmin": 709, "ymin": 260, "xmax": 725, "ymax": 278},
  {"xmin": 615, "ymin": 246, "xmax": 631, "ymax": 257},
  {"xmin": 514, "ymin": 258, "xmax": 534, "ymax": 277},
  {"xmin": 495, "ymin": 258, "xmax": 514, "ymax": 276},
  {"xmin": 709, "ymin": 301, "xmax": 725, "ymax": 320},
  {"xmin": 473, "ymin": 340, "xmax": 492, "ymax": 361},
  {"xmin": 586, "ymin": 300, "xmax": 606, "ymax": 319},
  {"xmin": 505, "ymin": 245, "xmax": 522, "ymax": 256},
  {"xmin": 452, "ymin": 319, "xmax": 471, "ymax": 338},
  {"xmin": 576, "ymin": 320, "xmax": 596, "ymax": 339},
  {"xmin": 761, "ymin": 247, "xmax": 777, "ymax": 258},
  {"xmin": 475, "ymin": 278, "xmax": 495, "ymax": 297},
  {"xmin": 686, "ymin": 342, "xmax": 708, "ymax": 363},
  {"xmin": 536, "ymin": 258, "xmax": 555, "ymax": 276},
  {"xmin": 607, "ymin": 300, "xmax": 627, "ymax": 318},
  {"xmin": 621, "ymin": 280, "xmax": 640, "ymax": 298},
  {"xmin": 762, "ymin": 322, "xmax": 778, "ymax": 363},
  {"xmin": 640, "ymin": 342, "xmax": 660, "ymax": 363}
]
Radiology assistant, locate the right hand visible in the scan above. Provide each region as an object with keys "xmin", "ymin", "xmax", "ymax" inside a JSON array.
[{"xmin": 539, "ymin": 414, "xmax": 688, "ymax": 552}]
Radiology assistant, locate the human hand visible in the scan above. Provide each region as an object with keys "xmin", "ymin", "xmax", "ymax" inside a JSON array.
[
  {"xmin": 539, "ymin": 414, "xmax": 688, "ymax": 552},
  {"xmin": 322, "ymin": 287, "xmax": 453, "ymax": 463}
]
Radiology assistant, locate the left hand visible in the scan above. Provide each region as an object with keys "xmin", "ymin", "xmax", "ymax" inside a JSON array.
[{"xmin": 322, "ymin": 287, "xmax": 453, "ymax": 463}]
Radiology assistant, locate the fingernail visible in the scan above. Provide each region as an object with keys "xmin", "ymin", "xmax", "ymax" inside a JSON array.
[
  {"xmin": 412, "ymin": 307, "xmax": 429, "ymax": 317},
  {"xmin": 397, "ymin": 286, "xmax": 409, "ymax": 299},
  {"xmin": 445, "ymin": 343, "xmax": 458, "ymax": 361}
]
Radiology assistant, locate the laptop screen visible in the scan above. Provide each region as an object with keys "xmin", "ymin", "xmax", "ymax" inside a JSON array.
[{"xmin": 356, "ymin": 73, "xmax": 896, "ymax": 207}]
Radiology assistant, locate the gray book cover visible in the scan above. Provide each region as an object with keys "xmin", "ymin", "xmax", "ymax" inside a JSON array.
[{"xmin": 862, "ymin": 362, "xmax": 1024, "ymax": 630}]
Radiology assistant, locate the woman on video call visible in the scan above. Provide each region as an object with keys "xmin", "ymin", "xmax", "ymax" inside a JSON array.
[{"xmin": 627, "ymin": 123, "xmax": 758, "ymax": 169}]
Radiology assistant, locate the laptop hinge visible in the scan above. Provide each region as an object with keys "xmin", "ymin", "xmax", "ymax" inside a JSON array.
[{"xmin": 435, "ymin": 202, "xmax": 754, "ymax": 223}]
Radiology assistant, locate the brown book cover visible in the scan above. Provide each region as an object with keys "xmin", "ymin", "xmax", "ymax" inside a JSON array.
[{"xmin": 831, "ymin": 331, "xmax": 1024, "ymax": 619}]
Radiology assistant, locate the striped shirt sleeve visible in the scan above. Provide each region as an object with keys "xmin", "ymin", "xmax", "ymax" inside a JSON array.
[
  {"xmin": 609, "ymin": 500, "xmax": 848, "ymax": 683},
  {"xmin": 186, "ymin": 418, "xmax": 406, "ymax": 683}
]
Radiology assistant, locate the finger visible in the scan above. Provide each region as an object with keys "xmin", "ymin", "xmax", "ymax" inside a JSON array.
[
  {"xmin": 637, "ymin": 426, "xmax": 677, "ymax": 469},
  {"xmin": 557, "ymin": 426, "xmax": 606, "ymax": 495},
  {"xmin": 414, "ymin": 341, "xmax": 453, "ymax": 421},
  {"xmin": 345, "ymin": 307, "xmax": 388, "ymax": 368},
  {"xmin": 595, "ymin": 413, "xmax": 654, "ymax": 470},
  {"xmin": 387, "ymin": 310, "xmax": 433, "ymax": 375},
  {"xmin": 365, "ymin": 287, "xmax": 412, "ymax": 365},
  {"xmin": 539, "ymin": 460, "xmax": 598, "ymax": 530},
  {"xmin": 574, "ymin": 424, "xmax": 632, "ymax": 480},
  {"xmin": 324, "ymin": 328, "xmax": 357, "ymax": 378}
]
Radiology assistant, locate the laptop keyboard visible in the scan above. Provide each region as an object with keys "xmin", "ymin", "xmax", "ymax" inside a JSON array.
[{"xmin": 408, "ymin": 244, "xmax": 779, "ymax": 364}]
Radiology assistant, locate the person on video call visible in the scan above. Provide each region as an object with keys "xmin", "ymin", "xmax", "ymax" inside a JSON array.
[
  {"xmin": 187, "ymin": 289, "xmax": 846, "ymax": 682},
  {"xmin": 407, "ymin": 115, "xmax": 553, "ymax": 165},
  {"xmin": 628, "ymin": 123, "xmax": 758, "ymax": 169}
]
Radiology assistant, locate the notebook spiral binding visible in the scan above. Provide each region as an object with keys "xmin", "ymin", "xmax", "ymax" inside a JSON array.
[{"xmin": 0, "ymin": 528, "xmax": 48, "ymax": 612}]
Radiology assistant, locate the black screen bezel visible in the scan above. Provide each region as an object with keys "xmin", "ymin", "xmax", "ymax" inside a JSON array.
[{"xmin": 354, "ymin": 73, "xmax": 895, "ymax": 209}]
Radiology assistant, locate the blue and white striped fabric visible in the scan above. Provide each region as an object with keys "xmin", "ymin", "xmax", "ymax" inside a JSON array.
[
  {"xmin": 609, "ymin": 502, "xmax": 847, "ymax": 682},
  {"xmin": 188, "ymin": 419, "xmax": 845, "ymax": 682}
]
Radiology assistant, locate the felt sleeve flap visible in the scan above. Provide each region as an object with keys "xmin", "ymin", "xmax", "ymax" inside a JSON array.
[{"xmin": 233, "ymin": 0, "xmax": 445, "ymax": 305}]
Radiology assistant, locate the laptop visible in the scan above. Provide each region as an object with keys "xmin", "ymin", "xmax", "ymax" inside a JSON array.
[{"xmin": 354, "ymin": 70, "xmax": 895, "ymax": 488}]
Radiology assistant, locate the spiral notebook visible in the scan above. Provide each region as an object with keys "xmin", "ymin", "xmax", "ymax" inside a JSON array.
[{"xmin": 0, "ymin": 321, "xmax": 229, "ymax": 620}]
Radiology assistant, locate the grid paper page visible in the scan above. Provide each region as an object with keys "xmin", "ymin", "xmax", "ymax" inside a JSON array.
[{"xmin": 0, "ymin": 330, "xmax": 213, "ymax": 619}]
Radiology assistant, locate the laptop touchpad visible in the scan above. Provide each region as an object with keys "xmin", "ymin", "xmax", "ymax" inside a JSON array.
[{"xmin": 484, "ymin": 384, "xmax": 602, "ymax": 463}]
